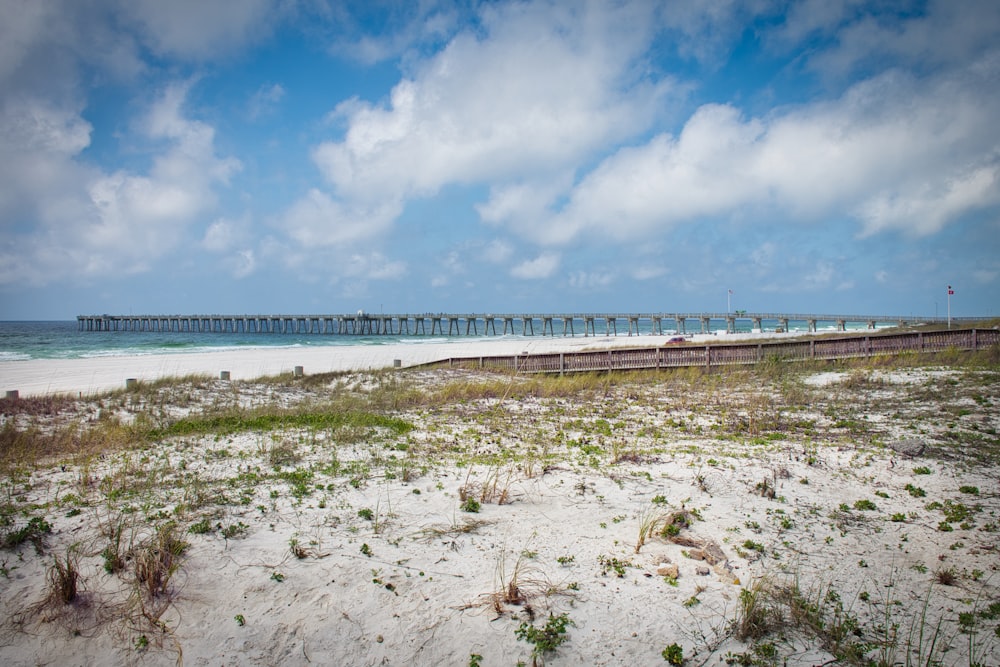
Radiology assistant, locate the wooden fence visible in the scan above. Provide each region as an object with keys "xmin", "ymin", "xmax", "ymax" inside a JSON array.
[{"xmin": 425, "ymin": 328, "xmax": 999, "ymax": 375}]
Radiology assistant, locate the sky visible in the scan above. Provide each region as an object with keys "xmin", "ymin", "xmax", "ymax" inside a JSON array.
[{"xmin": 0, "ymin": 0, "xmax": 998, "ymax": 320}]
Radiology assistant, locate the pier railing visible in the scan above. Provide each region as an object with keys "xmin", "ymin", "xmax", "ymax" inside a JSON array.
[
  {"xmin": 424, "ymin": 328, "xmax": 998, "ymax": 374},
  {"xmin": 77, "ymin": 312, "xmax": 979, "ymax": 336}
]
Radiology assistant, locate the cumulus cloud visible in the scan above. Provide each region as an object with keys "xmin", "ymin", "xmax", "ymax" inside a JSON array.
[
  {"xmin": 511, "ymin": 252, "xmax": 560, "ymax": 279},
  {"xmin": 309, "ymin": 0, "xmax": 670, "ymax": 205},
  {"xmin": 0, "ymin": 82, "xmax": 240, "ymax": 285},
  {"xmin": 280, "ymin": 189, "xmax": 401, "ymax": 247},
  {"xmin": 500, "ymin": 62, "xmax": 1000, "ymax": 243},
  {"xmin": 120, "ymin": 0, "xmax": 279, "ymax": 60}
]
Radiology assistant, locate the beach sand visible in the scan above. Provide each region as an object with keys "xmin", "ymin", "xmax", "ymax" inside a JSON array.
[
  {"xmin": 1, "ymin": 339, "xmax": 997, "ymax": 666},
  {"xmin": 1, "ymin": 331, "xmax": 763, "ymax": 397}
]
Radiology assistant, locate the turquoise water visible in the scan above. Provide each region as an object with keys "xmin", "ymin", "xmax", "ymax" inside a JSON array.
[{"xmin": 0, "ymin": 319, "xmax": 884, "ymax": 362}]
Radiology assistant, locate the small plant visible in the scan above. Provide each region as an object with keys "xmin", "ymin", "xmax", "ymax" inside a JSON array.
[
  {"xmin": 135, "ymin": 635, "xmax": 149, "ymax": 651},
  {"xmin": 934, "ymin": 567, "xmax": 958, "ymax": 586},
  {"xmin": 556, "ymin": 555, "xmax": 575, "ymax": 566},
  {"xmin": 515, "ymin": 612, "xmax": 573, "ymax": 666},
  {"xmin": 598, "ymin": 554, "xmax": 631, "ymax": 577},
  {"xmin": 360, "ymin": 543, "xmax": 373, "ymax": 557},
  {"xmin": 188, "ymin": 518, "xmax": 212, "ymax": 534},
  {"xmin": 853, "ymin": 499, "xmax": 877, "ymax": 511},
  {"xmin": 357, "ymin": 508, "xmax": 375, "ymax": 521},
  {"xmin": 221, "ymin": 522, "xmax": 248, "ymax": 539},
  {"xmin": 890, "ymin": 512, "xmax": 907, "ymax": 522},
  {"xmin": 461, "ymin": 497, "xmax": 481, "ymax": 513},
  {"xmin": 913, "ymin": 466, "xmax": 932, "ymax": 475},
  {"xmin": 959, "ymin": 485, "xmax": 979, "ymax": 495},
  {"xmin": 468, "ymin": 654, "xmax": 483, "ymax": 667},
  {"xmin": 905, "ymin": 483, "xmax": 926, "ymax": 497},
  {"xmin": 270, "ymin": 571, "xmax": 284, "ymax": 582},
  {"xmin": 2, "ymin": 516, "xmax": 52, "ymax": 552},
  {"xmin": 662, "ymin": 642, "xmax": 684, "ymax": 665},
  {"xmin": 234, "ymin": 614, "xmax": 246, "ymax": 626}
]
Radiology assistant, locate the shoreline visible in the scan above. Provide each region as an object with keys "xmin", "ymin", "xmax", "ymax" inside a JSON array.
[{"xmin": 0, "ymin": 329, "xmax": 856, "ymax": 397}]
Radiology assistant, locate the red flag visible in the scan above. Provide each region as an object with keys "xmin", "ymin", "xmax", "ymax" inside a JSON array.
[{"xmin": 948, "ymin": 285, "xmax": 954, "ymax": 295}]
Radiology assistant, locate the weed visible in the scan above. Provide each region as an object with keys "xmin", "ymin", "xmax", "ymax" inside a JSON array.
[
  {"xmin": 662, "ymin": 642, "xmax": 684, "ymax": 665},
  {"xmin": 934, "ymin": 567, "xmax": 958, "ymax": 586},
  {"xmin": 188, "ymin": 518, "xmax": 212, "ymax": 535},
  {"xmin": 221, "ymin": 522, "xmax": 248, "ymax": 540},
  {"xmin": 2, "ymin": 516, "xmax": 52, "ymax": 552},
  {"xmin": 461, "ymin": 497, "xmax": 481, "ymax": 513},
  {"xmin": 234, "ymin": 614, "xmax": 245, "ymax": 626},
  {"xmin": 853, "ymin": 499, "xmax": 878, "ymax": 511},
  {"xmin": 598, "ymin": 554, "xmax": 631, "ymax": 577},
  {"xmin": 515, "ymin": 612, "xmax": 573, "ymax": 667},
  {"xmin": 913, "ymin": 466, "xmax": 932, "ymax": 475}
]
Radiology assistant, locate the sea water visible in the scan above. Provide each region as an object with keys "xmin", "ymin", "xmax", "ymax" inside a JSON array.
[{"xmin": 0, "ymin": 319, "xmax": 886, "ymax": 362}]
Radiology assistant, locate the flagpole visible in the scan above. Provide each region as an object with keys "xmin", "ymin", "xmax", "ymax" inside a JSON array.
[{"xmin": 947, "ymin": 285, "xmax": 952, "ymax": 329}]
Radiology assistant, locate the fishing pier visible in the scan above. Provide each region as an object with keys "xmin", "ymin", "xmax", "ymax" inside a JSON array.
[{"xmin": 76, "ymin": 312, "xmax": 967, "ymax": 336}]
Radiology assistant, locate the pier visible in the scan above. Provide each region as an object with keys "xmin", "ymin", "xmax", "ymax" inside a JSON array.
[{"xmin": 76, "ymin": 312, "xmax": 974, "ymax": 336}]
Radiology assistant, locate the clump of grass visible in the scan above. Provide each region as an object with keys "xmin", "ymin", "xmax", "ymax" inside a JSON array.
[
  {"xmin": 933, "ymin": 567, "xmax": 958, "ymax": 586},
  {"xmin": 133, "ymin": 524, "xmax": 187, "ymax": 598},
  {"xmin": 734, "ymin": 577, "xmax": 781, "ymax": 641},
  {"xmin": 459, "ymin": 464, "xmax": 516, "ymax": 505},
  {"xmin": 46, "ymin": 550, "xmax": 81, "ymax": 604}
]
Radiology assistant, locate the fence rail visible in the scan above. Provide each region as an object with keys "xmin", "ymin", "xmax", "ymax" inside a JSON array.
[{"xmin": 425, "ymin": 328, "xmax": 998, "ymax": 374}]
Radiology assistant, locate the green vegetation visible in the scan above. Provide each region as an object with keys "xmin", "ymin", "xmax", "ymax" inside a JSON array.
[{"xmin": 515, "ymin": 612, "xmax": 573, "ymax": 666}]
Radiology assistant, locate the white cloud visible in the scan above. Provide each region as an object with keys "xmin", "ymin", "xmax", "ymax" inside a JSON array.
[
  {"xmin": 567, "ymin": 270, "xmax": 614, "ymax": 290},
  {"xmin": 280, "ymin": 189, "xmax": 401, "ymax": 247},
  {"xmin": 796, "ymin": 0, "xmax": 1000, "ymax": 80},
  {"xmin": 481, "ymin": 239, "xmax": 514, "ymax": 264},
  {"xmin": 631, "ymin": 266, "xmax": 668, "ymax": 281},
  {"xmin": 310, "ymin": 0, "xmax": 670, "ymax": 205},
  {"xmin": 516, "ymin": 63, "xmax": 1000, "ymax": 243},
  {"xmin": 202, "ymin": 216, "xmax": 250, "ymax": 252},
  {"xmin": 120, "ymin": 0, "xmax": 279, "ymax": 60},
  {"xmin": 511, "ymin": 252, "xmax": 560, "ymax": 279},
  {"xmin": 248, "ymin": 83, "xmax": 285, "ymax": 120},
  {"xmin": 0, "ymin": 82, "xmax": 240, "ymax": 284}
]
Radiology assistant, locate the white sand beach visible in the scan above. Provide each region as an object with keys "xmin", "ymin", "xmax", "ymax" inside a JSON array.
[
  {"xmin": 0, "ymin": 331, "xmax": 774, "ymax": 397},
  {"xmin": 2, "ymin": 337, "xmax": 996, "ymax": 666}
]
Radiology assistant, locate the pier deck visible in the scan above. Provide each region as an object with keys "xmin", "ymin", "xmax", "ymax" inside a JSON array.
[{"xmin": 77, "ymin": 312, "xmax": 975, "ymax": 336}]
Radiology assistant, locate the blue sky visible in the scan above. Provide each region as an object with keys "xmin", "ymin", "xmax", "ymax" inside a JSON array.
[{"xmin": 1, "ymin": 0, "xmax": 997, "ymax": 320}]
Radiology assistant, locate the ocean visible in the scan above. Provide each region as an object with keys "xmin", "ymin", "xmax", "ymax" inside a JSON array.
[{"xmin": 0, "ymin": 318, "xmax": 889, "ymax": 362}]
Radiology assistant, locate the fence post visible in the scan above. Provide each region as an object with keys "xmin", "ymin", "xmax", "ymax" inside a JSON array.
[
  {"xmin": 705, "ymin": 345, "xmax": 711, "ymax": 368},
  {"xmin": 559, "ymin": 353, "xmax": 565, "ymax": 376},
  {"xmin": 972, "ymin": 329, "xmax": 977, "ymax": 351}
]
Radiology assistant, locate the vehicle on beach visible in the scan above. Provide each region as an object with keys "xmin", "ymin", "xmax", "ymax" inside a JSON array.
[{"xmin": 664, "ymin": 336, "xmax": 686, "ymax": 344}]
